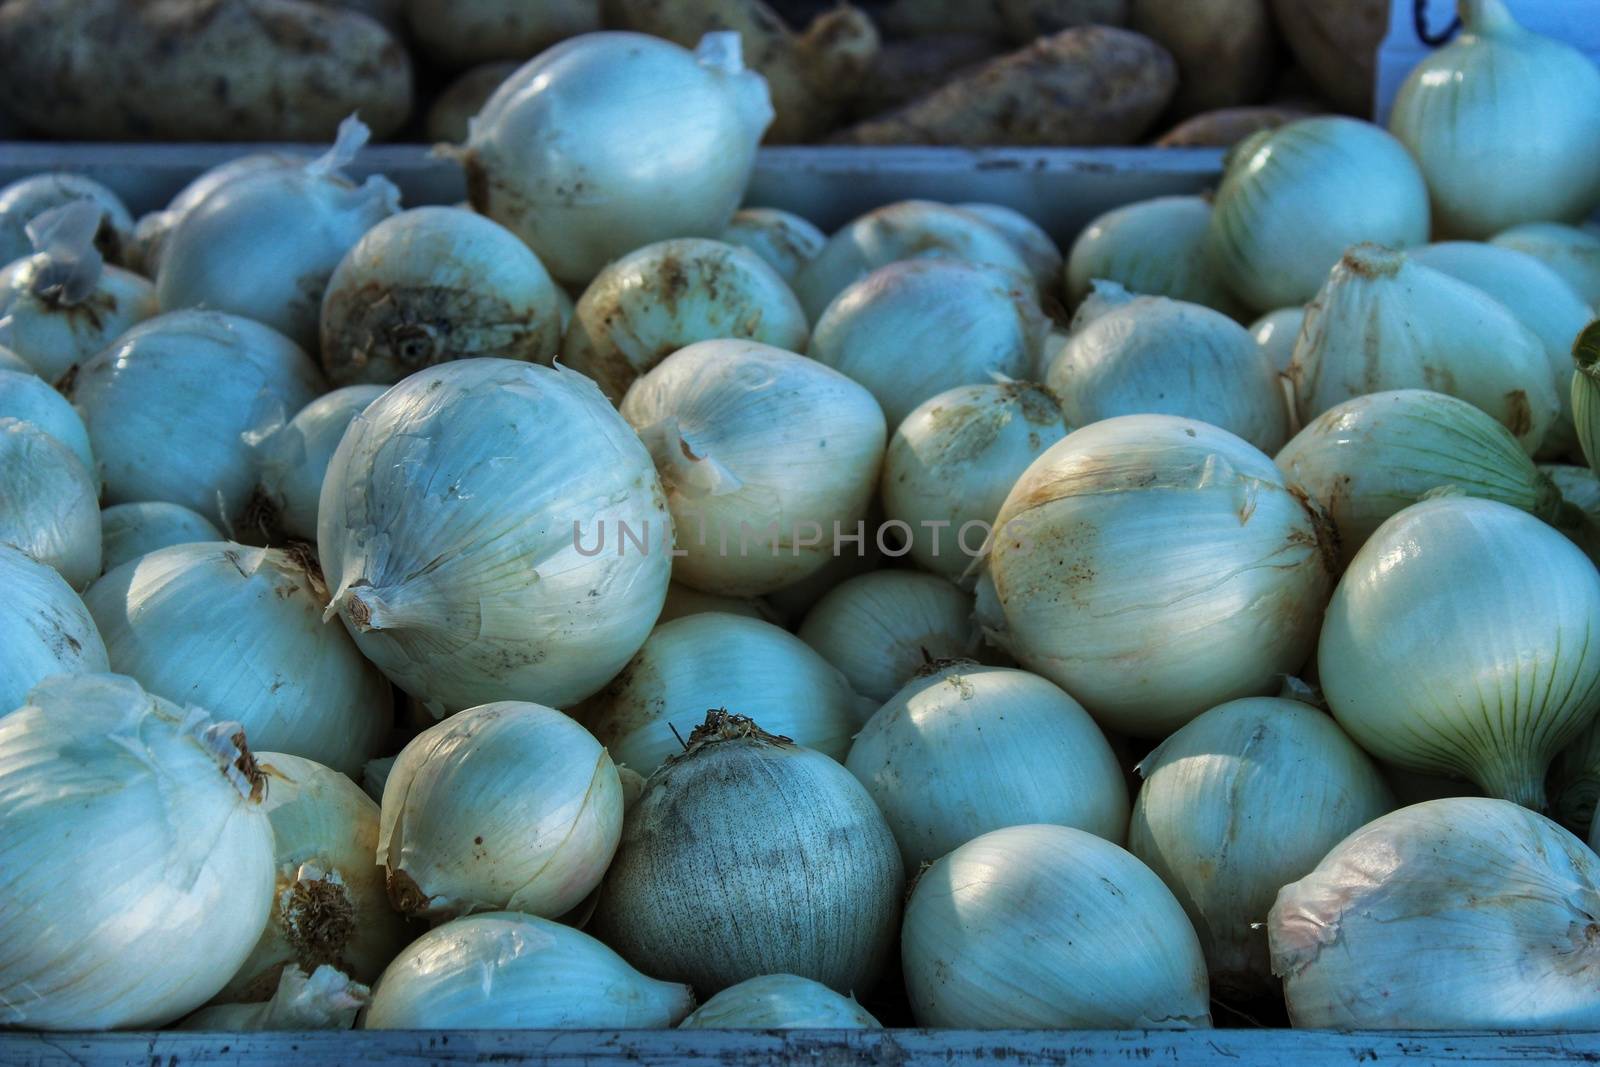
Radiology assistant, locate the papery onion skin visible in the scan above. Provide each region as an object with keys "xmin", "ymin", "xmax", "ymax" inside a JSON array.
[
  {"xmin": 1271, "ymin": 798, "xmax": 1600, "ymax": 1029},
  {"xmin": 1319, "ymin": 497, "xmax": 1600, "ymax": 809},
  {"xmin": 363, "ymin": 912, "xmax": 694, "ymax": 1029},
  {"xmin": 563, "ymin": 237, "xmax": 809, "ymax": 403},
  {"xmin": 378, "ymin": 701, "xmax": 622, "ymax": 922},
  {"xmin": 99, "ymin": 502, "xmax": 222, "ymax": 575},
  {"xmin": 0, "ymin": 253, "xmax": 157, "ymax": 383},
  {"xmin": 1208, "ymin": 117, "xmax": 1430, "ymax": 312},
  {"xmin": 1275, "ymin": 389, "xmax": 1563, "ymax": 568},
  {"xmin": 592, "ymin": 713, "xmax": 903, "ymax": 997},
  {"xmin": 0, "ymin": 367, "xmax": 93, "ymax": 476},
  {"xmin": 0, "ymin": 417, "xmax": 101, "ymax": 589},
  {"xmin": 798, "ymin": 572, "xmax": 975, "ymax": 704},
  {"xmin": 680, "ymin": 974, "xmax": 881, "ymax": 1029},
  {"xmin": 1387, "ymin": 0, "xmax": 1600, "ymax": 239},
  {"xmin": 85, "ymin": 542, "xmax": 393, "ymax": 777},
  {"xmin": 902, "ymin": 824, "xmax": 1212, "ymax": 1029},
  {"xmin": 977, "ymin": 414, "xmax": 1334, "ymax": 739},
  {"xmin": 464, "ymin": 32, "xmax": 773, "ymax": 286},
  {"xmin": 184, "ymin": 964, "xmax": 368, "ymax": 1032},
  {"xmin": 0, "ymin": 172, "xmax": 133, "ymax": 268},
  {"xmin": 719, "ymin": 207, "xmax": 826, "ymax": 285},
  {"xmin": 0, "ymin": 673, "xmax": 274, "ymax": 1030},
  {"xmin": 1064, "ymin": 195, "xmax": 1244, "ymax": 317},
  {"xmin": 320, "ymin": 358, "xmax": 672, "ymax": 714},
  {"xmin": 574, "ymin": 612, "xmax": 864, "ymax": 778},
  {"xmin": 847, "ymin": 661, "xmax": 1129, "ymax": 870},
  {"xmin": 0, "ymin": 543, "xmax": 108, "ymax": 715},
  {"xmin": 1492, "ymin": 222, "xmax": 1600, "ymax": 308},
  {"xmin": 129, "ymin": 153, "xmax": 306, "ymax": 278},
  {"xmin": 1128, "ymin": 697, "xmax": 1393, "ymax": 996},
  {"xmin": 253, "ymin": 385, "xmax": 386, "ymax": 544}
]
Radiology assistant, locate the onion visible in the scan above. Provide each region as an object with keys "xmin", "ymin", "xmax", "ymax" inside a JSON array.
[
  {"xmin": 563, "ymin": 237, "xmax": 809, "ymax": 402},
  {"xmin": 902, "ymin": 824, "xmax": 1211, "ymax": 1028},
  {"xmin": 592, "ymin": 712, "xmax": 903, "ymax": 996},
  {"xmin": 977, "ymin": 414, "xmax": 1334, "ymax": 738},
  {"xmin": 1492, "ymin": 222, "xmax": 1600, "ymax": 308},
  {"xmin": 128, "ymin": 153, "xmax": 306, "ymax": 278},
  {"xmin": 793, "ymin": 199, "xmax": 1035, "ymax": 322},
  {"xmin": 318, "ymin": 206, "xmax": 562, "ymax": 387},
  {"xmin": 656, "ymin": 582, "xmax": 769, "ymax": 625},
  {"xmin": 798, "ymin": 572, "xmax": 976, "ymax": 704},
  {"xmin": 1208, "ymin": 117, "xmax": 1430, "ymax": 312},
  {"xmin": 620, "ymin": 339, "xmax": 884, "ymax": 597},
  {"xmin": 406, "ymin": 0, "xmax": 601, "ymax": 67},
  {"xmin": 719, "ymin": 207, "xmax": 826, "ymax": 284},
  {"xmin": 1270, "ymin": 797, "xmax": 1600, "ymax": 1028},
  {"xmin": 0, "ymin": 343, "xmax": 33, "ymax": 376},
  {"xmin": 1388, "ymin": 0, "xmax": 1600, "ymax": 239},
  {"xmin": 880, "ymin": 381, "xmax": 1069, "ymax": 581},
  {"xmin": 320, "ymin": 359, "xmax": 671, "ymax": 713},
  {"xmin": 183, "ymin": 965, "xmax": 367, "ymax": 1032},
  {"xmin": 0, "ymin": 417, "xmax": 100, "ymax": 589},
  {"xmin": 99, "ymin": 502, "xmax": 222, "ymax": 574},
  {"xmin": 1275, "ymin": 389, "xmax": 1563, "ymax": 567},
  {"xmin": 0, "ymin": 544, "xmax": 108, "ymax": 714},
  {"xmin": 378, "ymin": 701, "xmax": 622, "ymax": 921},
  {"xmin": 808, "ymin": 258, "xmax": 1046, "ymax": 429},
  {"xmin": 85, "ymin": 542, "xmax": 393, "ymax": 776},
  {"xmin": 69, "ymin": 310, "xmax": 325, "ymax": 529},
  {"xmin": 1575, "ymin": 322, "xmax": 1600, "ymax": 477},
  {"xmin": 157, "ymin": 117, "xmax": 400, "ymax": 350},
  {"xmin": 0, "ymin": 366, "xmax": 92, "ymax": 476},
  {"xmin": 1551, "ymin": 720, "xmax": 1600, "ymax": 838},
  {"xmin": 761, "ymin": 520, "xmax": 887, "ymax": 624},
  {"xmin": 464, "ymin": 32, "xmax": 772, "ymax": 285},
  {"xmin": 1047, "ymin": 283, "xmax": 1288, "ymax": 453},
  {"xmin": 251, "ymin": 385, "xmax": 385, "ymax": 543},
  {"xmin": 1319, "ymin": 497, "xmax": 1600, "ymax": 808},
  {"xmin": 1249, "ymin": 307, "xmax": 1304, "ymax": 374},
  {"xmin": 1288, "ymin": 244, "xmax": 1557, "ymax": 454},
  {"xmin": 363, "ymin": 912, "xmax": 694, "ymax": 1029},
  {"xmin": 574, "ymin": 612, "xmax": 865, "ymax": 777},
  {"xmin": 956, "ymin": 202, "xmax": 1062, "ymax": 292},
  {"xmin": 1063, "ymin": 195, "xmax": 1242, "ymax": 317},
  {"xmin": 1544, "ymin": 462, "xmax": 1600, "ymax": 565},
  {"xmin": 0, "ymin": 172, "xmax": 133, "ymax": 268},
  {"xmin": 847, "ymin": 661, "xmax": 1127, "ymax": 870},
  {"xmin": 1128, "ymin": 696, "xmax": 1392, "ymax": 996},
  {"xmin": 0, "ymin": 673, "xmax": 274, "ymax": 1029},
  {"xmin": 217, "ymin": 752, "xmax": 411, "ymax": 1002},
  {"xmin": 680, "ymin": 974, "xmax": 880, "ymax": 1029}
]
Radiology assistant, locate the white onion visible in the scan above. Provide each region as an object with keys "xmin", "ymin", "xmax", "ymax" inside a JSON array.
[
  {"xmin": 1208, "ymin": 117, "xmax": 1430, "ymax": 311},
  {"xmin": 464, "ymin": 32, "xmax": 772, "ymax": 285},
  {"xmin": 798, "ymin": 572, "xmax": 976, "ymax": 704},
  {"xmin": 902, "ymin": 824, "xmax": 1211, "ymax": 1028},
  {"xmin": 574, "ymin": 612, "xmax": 865, "ymax": 777},
  {"xmin": 620, "ymin": 339, "xmax": 884, "ymax": 597},
  {"xmin": 1128, "ymin": 696, "xmax": 1392, "ymax": 995},
  {"xmin": 318, "ymin": 206, "xmax": 562, "ymax": 387},
  {"xmin": 1388, "ymin": 0, "xmax": 1600, "ymax": 239},
  {"xmin": 1552, "ymin": 719, "xmax": 1600, "ymax": 838},
  {"xmin": 99, "ymin": 501, "xmax": 222, "ymax": 574},
  {"xmin": 592, "ymin": 712, "xmax": 903, "ymax": 996},
  {"xmin": 0, "ymin": 343, "xmax": 33, "ymax": 376},
  {"xmin": 85, "ymin": 542, "xmax": 393, "ymax": 776},
  {"xmin": 184, "ymin": 965, "xmax": 367, "ymax": 1031},
  {"xmin": 0, "ymin": 172, "xmax": 134, "ymax": 268},
  {"xmin": 364, "ymin": 912, "xmax": 694, "ymax": 1029},
  {"xmin": 1319, "ymin": 497, "xmax": 1600, "ymax": 808},
  {"xmin": 1288, "ymin": 243, "xmax": 1557, "ymax": 453},
  {"xmin": 680, "ymin": 974, "xmax": 880, "ymax": 1029},
  {"xmin": 70, "ymin": 310, "xmax": 325, "ymax": 529},
  {"xmin": 808, "ymin": 258, "xmax": 1046, "ymax": 429},
  {"xmin": 129, "ymin": 153, "xmax": 306, "ymax": 278},
  {"xmin": 761, "ymin": 522, "xmax": 887, "ymax": 624},
  {"xmin": 157, "ymin": 117, "xmax": 400, "ymax": 350},
  {"xmin": 1545, "ymin": 461, "xmax": 1600, "ymax": 565},
  {"xmin": 321, "ymin": 358, "xmax": 671, "ymax": 713},
  {"xmin": 1492, "ymin": 222, "xmax": 1600, "ymax": 308},
  {"xmin": 1248, "ymin": 307, "xmax": 1304, "ymax": 375},
  {"xmin": 563, "ymin": 237, "xmax": 809, "ymax": 402},
  {"xmin": 956, "ymin": 201, "xmax": 1062, "ymax": 292},
  {"xmin": 880, "ymin": 381, "xmax": 1069, "ymax": 581},
  {"xmin": 1275, "ymin": 389, "xmax": 1562, "ymax": 567},
  {"xmin": 1063, "ymin": 195, "xmax": 1242, "ymax": 317},
  {"xmin": 0, "ymin": 543, "xmax": 108, "ymax": 714},
  {"xmin": 1270, "ymin": 797, "xmax": 1600, "ymax": 1028},
  {"xmin": 378, "ymin": 701, "xmax": 622, "ymax": 921},
  {"xmin": 0, "ymin": 673, "xmax": 274, "ymax": 1029},
  {"xmin": 0, "ymin": 417, "xmax": 100, "ymax": 589},
  {"xmin": 847, "ymin": 662, "xmax": 1127, "ymax": 870},
  {"xmin": 719, "ymin": 207, "xmax": 826, "ymax": 284},
  {"xmin": 977, "ymin": 414, "xmax": 1334, "ymax": 738},
  {"xmin": 217, "ymin": 752, "xmax": 411, "ymax": 1002},
  {"xmin": 793, "ymin": 199, "xmax": 1035, "ymax": 322},
  {"xmin": 656, "ymin": 581, "xmax": 769, "ymax": 624},
  {"xmin": 0, "ymin": 365, "xmax": 92, "ymax": 475},
  {"xmin": 252, "ymin": 385, "xmax": 385, "ymax": 543},
  {"xmin": 1048, "ymin": 283, "xmax": 1288, "ymax": 453}
]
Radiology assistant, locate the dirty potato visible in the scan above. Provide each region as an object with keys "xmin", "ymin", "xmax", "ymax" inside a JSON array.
[
  {"xmin": 877, "ymin": 0, "xmax": 1128, "ymax": 41},
  {"xmin": 1269, "ymin": 0, "xmax": 1389, "ymax": 115},
  {"xmin": 1131, "ymin": 0, "xmax": 1280, "ymax": 117},
  {"xmin": 849, "ymin": 34, "xmax": 1005, "ymax": 121},
  {"xmin": 0, "ymin": 0, "xmax": 412, "ymax": 141},
  {"xmin": 425, "ymin": 62, "xmax": 519, "ymax": 144},
  {"xmin": 1155, "ymin": 105, "xmax": 1313, "ymax": 147},
  {"xmin": 406, "ymin": 0, "xmax": 600, "ymax": 68}
]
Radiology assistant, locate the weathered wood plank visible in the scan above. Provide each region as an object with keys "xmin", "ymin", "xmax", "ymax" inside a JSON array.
[{"xmin": 6, "ymin": 1029, "xmax": 1600, "ymax": 1067}]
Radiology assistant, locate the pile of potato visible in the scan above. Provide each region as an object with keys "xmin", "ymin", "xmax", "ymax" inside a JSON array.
[{"xmin": 0, "ymin": 0, "xmax": 1387, "ymax": 147}]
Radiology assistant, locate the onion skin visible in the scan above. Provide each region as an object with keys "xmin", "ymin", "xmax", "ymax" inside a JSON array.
[
  {"xmin": 679, "ymin": 973, "xmax": 880, "ymax": 1029},
  {"xmin": 0, "ymin": 417, "xmax": 100, "ymax": 590},
  {"xmin": 1492, "ymin": 223, "xmax": 1600, "ymax": 308},
  {"xmin": 798, "ymin": 572, "xmax": 976, "ymax": 704},
  {"xmin": 718, "ymin": 208, "xmax": 826, "ymax": 285},
  {"xmin": 1064, "ymin": 195, "xmax": 1246, "ymax": 318},
  {"xmin": 98, "ymin": 502, "xmax": 222, "ymax": 575},
  {"xmin": 0, "ymin": 544, "xmax": 109, "ymax": 716}
]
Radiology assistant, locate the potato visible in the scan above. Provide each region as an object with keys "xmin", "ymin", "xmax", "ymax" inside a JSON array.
[
  {"xmin": 849, "ymin": 34, "xmax": 1005, "ymax": 121},
  {"xmin": 1155, "ymin": 104, "xmax": 1313, "ymax": 147},
  {"xmin": 604, "ymin": 0, "xmax": 879, "ymax": 143},
  {"xmin": 0, "ymin": 0, "xmax": 412, "ymax": 141},
  {"xmin": 424, "ymin": 62, "xmax": 518, "ymax": 144},
  {"xmin": 1269, "ymin": 0, "xmax": 1388, "ymax": 115},
  {"xmin": 407, "ymin": 0, "xmax": 600, "ymax": 68},
  {"xmin": 832, "ymin": 27, "xmax": 1176, "ymax": 147},
  {"xmin": 878, "ymin": 0, "xmax": 1128, "ymax": 41},
  {"xmin": 311, "ymin": 0, "xmax": 404, "ymax": 32},
  {"xmin": 1131, "ymin": 0, "xmax": 1279, "ymax": 117}
]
